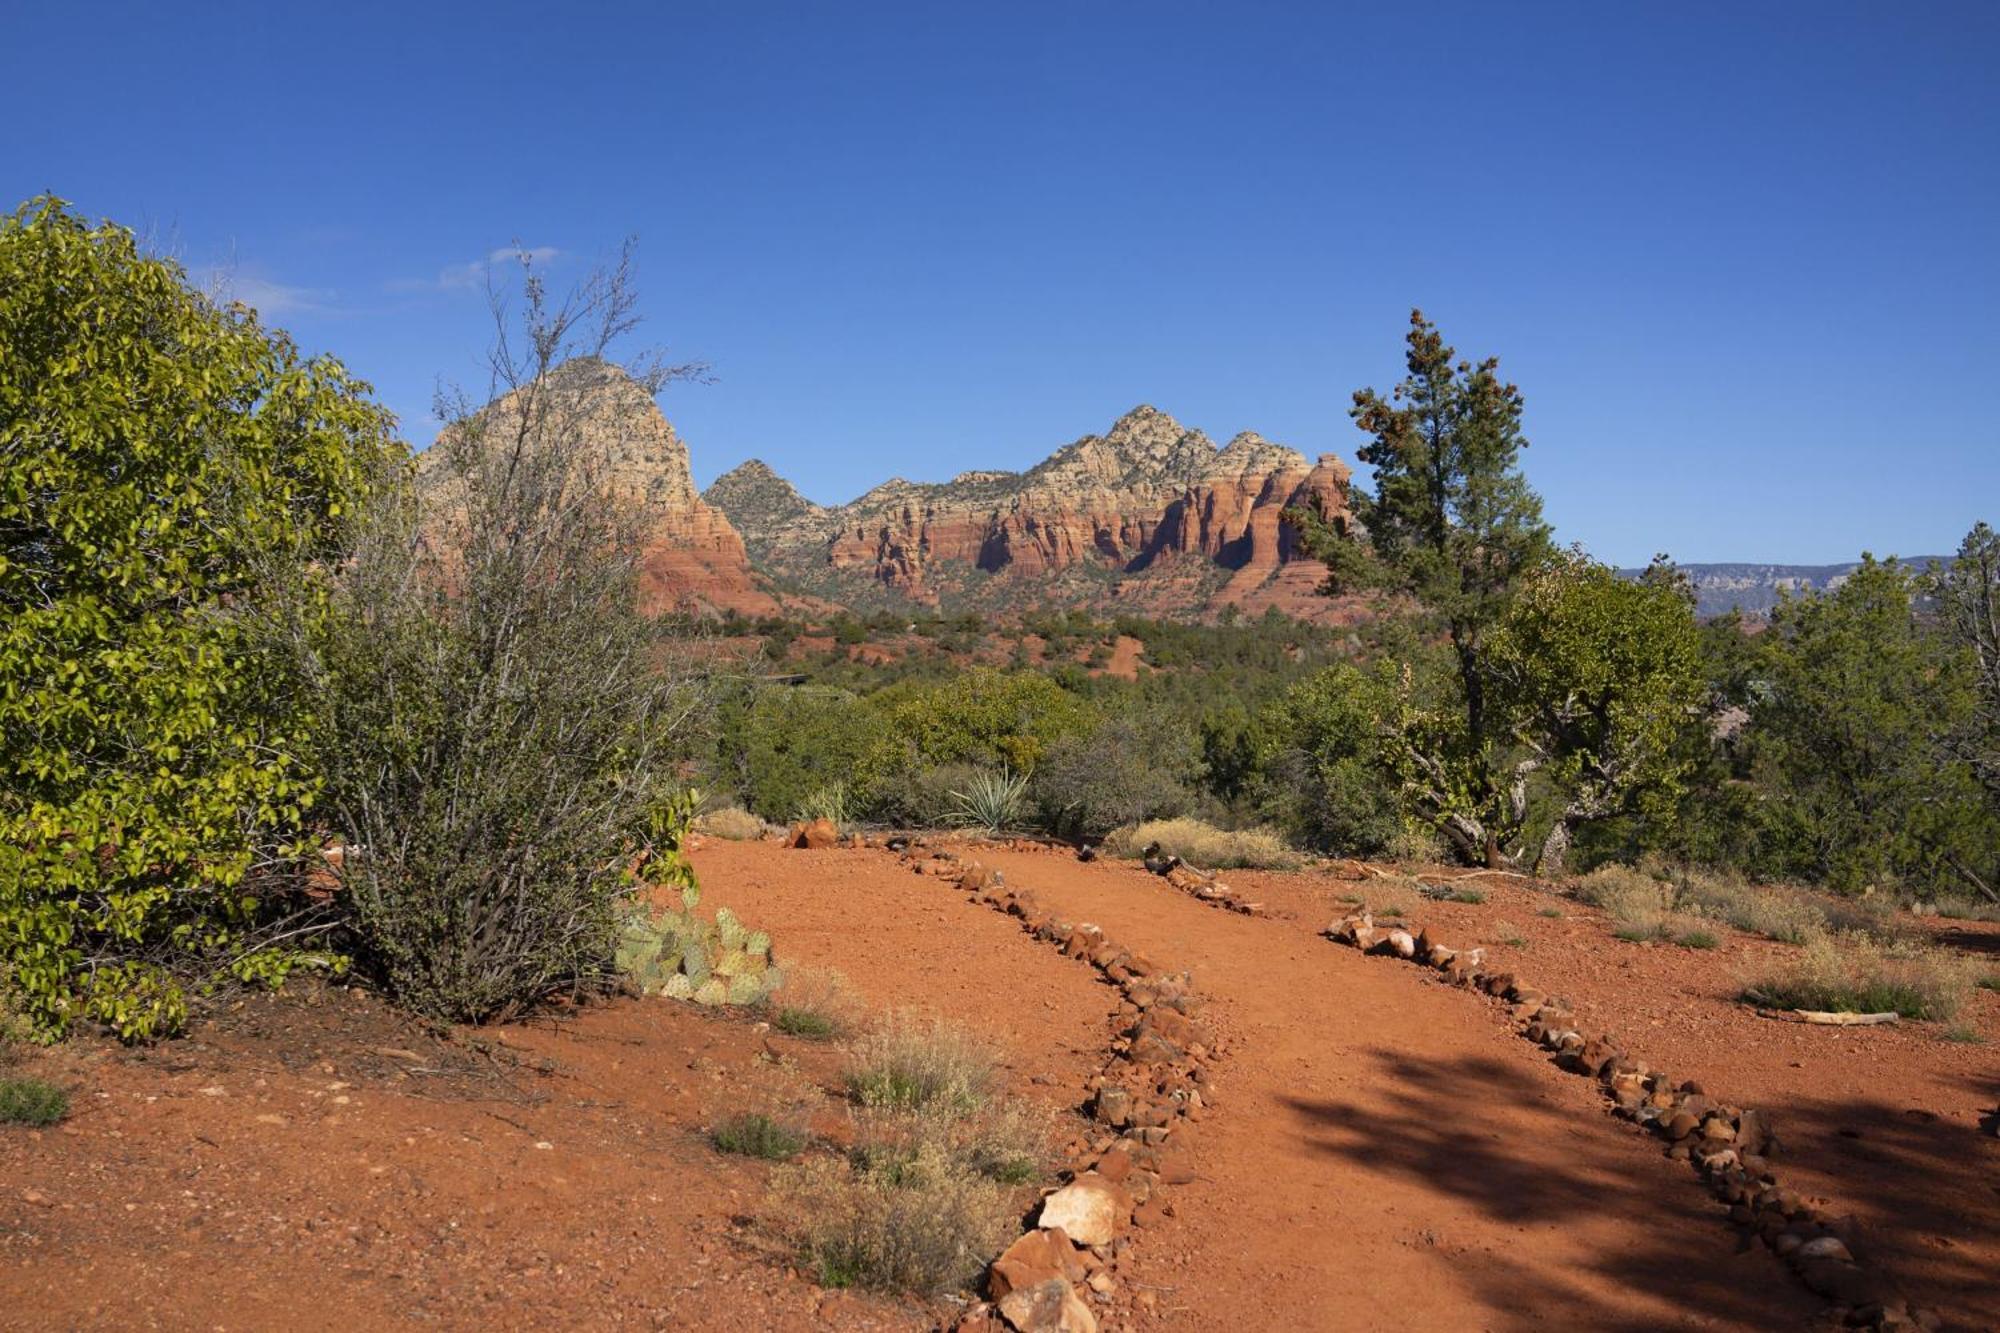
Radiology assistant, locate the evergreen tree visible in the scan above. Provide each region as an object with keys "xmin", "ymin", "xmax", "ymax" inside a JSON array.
[{"xmin": 1293, "ymin": 310, "xmax": 1552, "ymax": 864}]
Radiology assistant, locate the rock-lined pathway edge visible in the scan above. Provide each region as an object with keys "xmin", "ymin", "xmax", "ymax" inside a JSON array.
[{"xmin": 1323, "ymin": 909, "xmax": 1944, "ymax": 1333}]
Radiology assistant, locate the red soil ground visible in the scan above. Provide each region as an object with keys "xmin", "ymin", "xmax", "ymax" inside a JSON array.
[{"xmin": 3, "ymin": 840, "xmax": 1994, "ymax": 1330}]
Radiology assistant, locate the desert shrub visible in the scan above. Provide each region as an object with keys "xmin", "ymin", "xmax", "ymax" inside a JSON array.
[
  {"xmin": 1676, "ymin": 928, "xmax": 1720, "ymax": 950},
  {"xmin": 1033, "ymin": 713, "xmax": 1201, "ymax": 840},
  {"xmin": 773, "ymin": 967, "xmax": 865, "ymax": 1041},
  {"xmin": 1743, "ymin": 931, "xmax": 1979, "ymax": 1020},
  {"xmin": 1930, "ymin": 896, "xmax": 2000, "ymax": 923},
  {"xmin": 846, "ymin": 1015, "xmax": 995, "ymax": 1115},
  {"xmin": 0, "ymin": 197, "xmax": 400, "ymax": 1040},
  {"xmin": 0, "ymin": 1075, "xmax": 68, "ymax": 1126},
  {"xmin": 943, "ymin": 769, "xmax": 1032, "ymax": 835},
  {"xmin": 873, "ymin": 669, "xmax": 1093, "ymax": 774},
  {"xmin": 731, "ymin": 687, "xmax": 893, "ymax": 823},
  {"xmin": 712, "ymin": 1111, "xmax": 808, "ymax": 1160},
  {"xmin": 1943, "ymin": 1024, "xmax": 1985, "ymax": 1044},
  {"xmin": 1450, "ymin": 888, "xmax": 1486, "ymax": 904},
  {"xmin": 1670, "ymin": 866, "xmax": 1826, "ymax": 944},
  {"xmin": 771, "ymin": 1141, "xmax": 1014, "ymax": 1293},
  {"xmin": 792, "ymin": 781, "xmax": 852, "ymax": 828},
  {"xmin": 695, "ymin": 806, "xmax": 767, "ymax": 841},
  {"xmin": 1253, "ymin": 665, "xmax": 1403, "ymax": 856},
  {"xmin": 300, "ymin": 256, "xmax": 710, "ymax": 1023},
  {"xmin": 1105, "ymin": 818, "xmax": 1299, "ymax": 870},
  {"xmin": 1577, "ymin": 864, "xmax": 1711, "ymax": 944}
]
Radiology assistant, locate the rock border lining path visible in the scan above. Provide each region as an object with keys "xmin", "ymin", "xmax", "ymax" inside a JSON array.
[
  {"xmin": 1322, "ymin": 909, "xmax": 1945, "ymax": 1333},
  {"xmin": 886, "ymin": 844, "xmax": 1223, "ymax": 1333}
]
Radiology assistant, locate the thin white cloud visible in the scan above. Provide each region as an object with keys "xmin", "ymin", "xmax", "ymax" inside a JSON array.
[
  {"xmin": 197, "ymin": 265, "xmax": 335, "ymax": 316},
  {"xmin": 391, "ymin": 245, "xmax": 562, "ymax": 293}
]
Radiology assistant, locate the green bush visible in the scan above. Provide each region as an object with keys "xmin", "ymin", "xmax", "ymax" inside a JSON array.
[
  {"xmin": 727, "ymin": 686, "xmax": 893, "ymax": 823},
  {"xmin": 1033, "ymin": 713, "xmax": 1201, "ymax": 840},
  {"xmin": 1253, "ymin": 665, "xmax": 1403, "ymax": 856},
  {"xmin": 873, "ymin": 669, "xmax": 1092, "ymax": 774},
  {"xmin": 0, "ymin": 1075, "xmax": 68, "ymax": 1126},
  {"xmin": 0, "ymin": 197, "xmax": 398, "ymax": 1039}
]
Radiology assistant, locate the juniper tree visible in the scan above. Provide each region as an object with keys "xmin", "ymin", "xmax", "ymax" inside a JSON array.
[{"xmin": 1293, "ymin": 310, "xmax": 1552, "ymax": 865}]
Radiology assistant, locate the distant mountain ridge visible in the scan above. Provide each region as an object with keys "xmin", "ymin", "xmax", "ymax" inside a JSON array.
[{"xmin": 1624, "ymin": 559, "xmax": 1948, "ymax": 619}]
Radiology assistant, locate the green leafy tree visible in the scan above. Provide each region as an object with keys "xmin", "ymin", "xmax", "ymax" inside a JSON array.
[
  {"xmin": 1252, "ymin": 664, "xmax": 1404, "ymax": 855},
  {"xmin": 0, "ymin": 196, "xmax": 398, "ymax": 1038},
  {"xmin": 1752, "ymin": 557, "xmax": 1992, "ymax": 894},
  {"xmin": 1292, "ymin": 310, "xmax": 1552, "ymax": 864},
  {"xmin": 1488, "ymin": 554, "xmax": 1706, "ymax": 872},
  {"xmin": 1929, "ymin": 522, "xmax": 2000, "ymax": 898}
]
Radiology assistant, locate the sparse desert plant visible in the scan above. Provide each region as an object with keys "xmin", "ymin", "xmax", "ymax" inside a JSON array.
[
  {"xmin": 773, "ymin": 967, "xmax": 865, "ymax": 1041},
  {"xmin": 695, "ymin": 806, "xmax": 768, "ymax": 841},
  {"xmin": 1943, "ymin": 1024, "xmax": 1985, "ymax": 1044},
  {"xmin": 1538, "ymin": 907, "xmax": 1565, "ymax": 919},
  {"xmin": 1743, "ymin": 930, "xmax": 1980, "ymax": 1020},
  {"xmin": 793, "ymin": 782, "xmax": 852, "ymax": 829},
  {"xmin": 302, "ymin": 248, "xmax": 715, "ymax": 1024},
  {"xmin": 770, "ymin": 1140, "xmax": 1014, "ymax": 1294},
  {"xmin": 1450, "ymin": 888, "xmax": 1486, "ymax": 904},
  {"xmin": 1666, "ymin": 865, "xmax": 1827, "ymax": 944},
  {"xmin": 1677, "ymin": 929, "xmax": 1720, "ymax": 950},
  {"xmin": 0, "ymin": 1075, "xmax": 68, "ymax": 1126},
  {"xmin": 1104, "ymin": 817, "xmax": 1300, "ymax": 870},
  {"xmin": 1978, "ymin": 974, "xmax": 2000, "ymax": 993},
  {"xmin": 1931, "ymin": 896, "xmax": 2000, "ymax": 923},
  {"xmin": 1493, "ymin": 921, "xmax": 1527, "ymax": 948},
  {"xmin": 944, "ymin": 769, "xmax": 1032, "ymax": 835},
  {"xmin": 711, "ymin": 1111, "xmax": 808, "ymax": 1160},
  {"xmin": 846, "ymin": 1014, "xmax": 994, "ymax": 1115}
]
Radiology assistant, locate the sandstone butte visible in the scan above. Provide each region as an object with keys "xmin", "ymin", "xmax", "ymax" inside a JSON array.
[{"xmin": 426, "ymin": 358, "xmax": 1358, "ymax": 622}]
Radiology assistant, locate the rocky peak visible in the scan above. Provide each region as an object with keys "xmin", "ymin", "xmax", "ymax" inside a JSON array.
[
  {"xmin": 430, "ymin": 356, "xmax": 699, "ymax": 511},
  {"xmin": 704, "ymin": 459, "xmax": 824, "ymax": 526}
]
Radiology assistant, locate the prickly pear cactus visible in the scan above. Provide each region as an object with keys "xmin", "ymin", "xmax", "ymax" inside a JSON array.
[{"xmin": 615, "ymin": 897, "xmax": 779, "ymax": 1008}]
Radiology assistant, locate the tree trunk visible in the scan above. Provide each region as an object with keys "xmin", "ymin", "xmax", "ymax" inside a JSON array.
[{"xmin": 1535, "ymin": 819, "xmax": 1573, "ymax": 877}]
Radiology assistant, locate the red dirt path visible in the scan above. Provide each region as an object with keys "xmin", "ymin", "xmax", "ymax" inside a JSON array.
[{"xmin": 4, "ymin": 839, "xmax": 1993, "ymax": 1330}]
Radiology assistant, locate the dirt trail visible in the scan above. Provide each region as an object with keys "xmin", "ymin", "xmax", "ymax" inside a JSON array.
[{"xmin": 744, "ymin": 840, "xmax": 1822, "ymax": 1331}]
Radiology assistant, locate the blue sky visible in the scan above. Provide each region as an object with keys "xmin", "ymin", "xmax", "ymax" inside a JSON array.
[{"xmin": 6, "ymin": 2, "xmax": 1996, "ymax": 564}]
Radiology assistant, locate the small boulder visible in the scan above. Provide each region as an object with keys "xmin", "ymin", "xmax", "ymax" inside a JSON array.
[
  {"xmin": 790, "ymin": 818, "xmax": 840, "ymax": 849},
  {"xmin": 997, "ymin": 1278, "xmax": 1098, "ymax": 1333},
  {"xmin": 1038, "ymin": 1174, "xmax": 1129, "ymax": 1247},
  {"xmin": 988, "ymin": 1227, "xmax": 1088, "ymax": 1301}
]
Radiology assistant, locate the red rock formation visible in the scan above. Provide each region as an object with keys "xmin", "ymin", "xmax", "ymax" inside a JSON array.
[
  {"xmin": 421, "ymin": 359, "xmax": 781, "ymax": 617},
  {"xmin": 709, "ymin": 407, "xmax": 1355, "ymax": 620}
]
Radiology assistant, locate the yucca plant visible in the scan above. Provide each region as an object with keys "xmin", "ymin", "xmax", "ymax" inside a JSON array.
[
  {"xmin": 794, "ymin": 782, "xmax": 850, "ymax": 828},
  {"xmin": 945, "ymin": 769, "xmax": 1030, "ymax": 835}
]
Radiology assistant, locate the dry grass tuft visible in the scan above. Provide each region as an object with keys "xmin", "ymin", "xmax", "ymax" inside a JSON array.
[
  {"xmin": 695, "ymin": 805, "xmax": 768, "ymax": 841},
  {"xmin": 846, "ymin": 1014, "xmax": 994, "ymax": 1115},
  {"xmin": 773, "ymin": 966, "xmax": 865, "ymax": 1041},
  {"xmin": 767, "ymin": 1014, "xmax": 1050, "ymax": 1295},
  {"xmin": 1105, "ymin": 817, "xmax": 1301, "ymax": 870},
  {"xmin": 1743, "ymin": 930, "xmax": 1981, "ymax": 1021},
  {"xmin": 770, "ymin": 1141, "xmax": 1015, "ymax": 1293}
]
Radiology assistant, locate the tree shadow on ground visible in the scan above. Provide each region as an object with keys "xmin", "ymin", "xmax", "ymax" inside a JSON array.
[
  {"xmin": 1740, "ymin": 1067, "xmax": 2000, "ymax": 1329},
  {"xmin": 1286, "ymin": 1047, "xmax": 2000, "ymax": 1331},
  {"xmin": 1283, "ymin": 1047, "xmax": 1816, "ymax": 1332}
]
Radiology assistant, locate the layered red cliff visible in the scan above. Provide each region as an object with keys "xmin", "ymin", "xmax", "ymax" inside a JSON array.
[{"xmin": 707, "ymin": 406, "xmax": 1353, "ymax": 621}]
